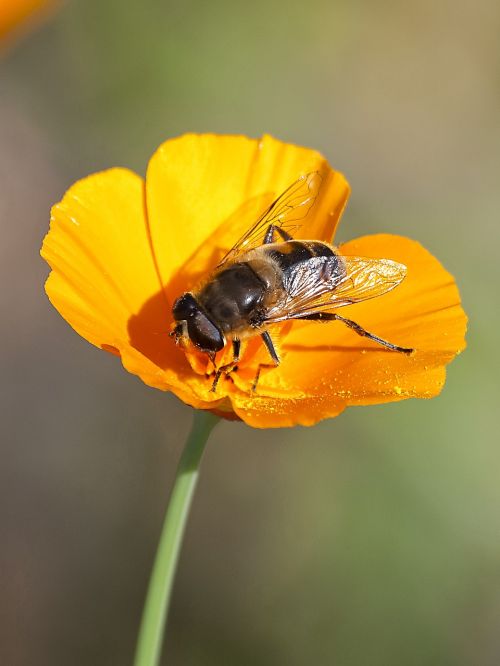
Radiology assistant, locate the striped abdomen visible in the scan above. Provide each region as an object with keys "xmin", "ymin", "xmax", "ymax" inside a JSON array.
[{"xmin": 262, "ymin": 240, "xmax": 338, "ymax": 271}]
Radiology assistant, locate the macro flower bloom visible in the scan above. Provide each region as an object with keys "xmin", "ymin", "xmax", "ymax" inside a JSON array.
[{"xmin": 41, "ymin": 134, "xmax": 467, "ymax": 427}]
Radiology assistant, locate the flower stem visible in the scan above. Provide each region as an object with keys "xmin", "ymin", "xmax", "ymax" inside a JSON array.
[{"xmin": 134, "ymin": 409, "xmax": 219, "ymax": 666}]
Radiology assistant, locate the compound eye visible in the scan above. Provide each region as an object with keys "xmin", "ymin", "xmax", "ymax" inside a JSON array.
[{"xmin": 187, "ymin": 311, "xmax": 225, "ymax": 353}]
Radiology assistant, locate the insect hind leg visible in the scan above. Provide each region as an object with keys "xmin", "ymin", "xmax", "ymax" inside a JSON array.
[
  {"xmin": 252, "ymin": 331, "xmax": 280, "ymax": 393},
  {"xmin": 299, "ymin": 312, "xmax": 414, "ymax": 354}
]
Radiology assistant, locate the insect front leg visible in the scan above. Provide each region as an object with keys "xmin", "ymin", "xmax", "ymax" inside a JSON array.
[
  {"xmin": 299, "ymin": 312, "xmax": 414, "ymax": 354},
  {"xmin": 252, "ymin": 331, "xmax": 280, "ymax": 393},
  {"xmin": 210, "ymin": 339, "xmax": 241, "ymax": 392},
  {"xmin": 263, "ymin": 224, "xmax": 295, "ymax": 244}
]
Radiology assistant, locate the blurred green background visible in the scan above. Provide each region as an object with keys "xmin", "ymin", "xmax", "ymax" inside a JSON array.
[{"xmin": 1, "ymin": 0, "xmax": 499, "ymax": 664}]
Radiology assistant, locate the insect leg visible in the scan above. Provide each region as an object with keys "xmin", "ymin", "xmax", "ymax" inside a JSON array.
[
  {"xmin": 232, "ymin": 338, "xmax": 241, "ymax": 364},
  {"xmin": 263, "ymin": 225, "xmax": 295, "ymax": 244},
  {"xmin": 252, "ymin": 331, "xmax": 280, "ymax": 392},
  {"xmin": 261, "ymin": 331, "xmax": 280, "ymax": 362},
  {"xmin": 299, "ymin": 312, "xmax": 414, "ymax": 354},
  {"xmin": 210, "ymin": 339, "xmax": 241, "ymax": 392}
]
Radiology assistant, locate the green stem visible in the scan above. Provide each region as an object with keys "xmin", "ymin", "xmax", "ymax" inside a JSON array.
[{"xmin": 134, "ymin": 409, "xmax": 219, "ymax": 666}]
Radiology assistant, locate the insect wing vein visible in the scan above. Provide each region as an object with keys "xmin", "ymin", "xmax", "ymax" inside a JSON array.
[
  {"xmin": 265, "ymin": 256, "xmax": 407, "ymax": 323},
  {"xmin": 217, "ymin": 171, "xmax": 322, "ymax": 266}
]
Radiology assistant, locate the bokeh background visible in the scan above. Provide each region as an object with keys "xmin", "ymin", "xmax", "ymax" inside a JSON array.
[{"xmin": 1, "ymin": 1, "xmax": 499, "ymax": 664}]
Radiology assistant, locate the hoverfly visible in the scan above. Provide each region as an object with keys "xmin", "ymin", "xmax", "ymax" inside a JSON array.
[{"xmin": 171, "ymin": 172, "xmax": 413, "ymax": 391}]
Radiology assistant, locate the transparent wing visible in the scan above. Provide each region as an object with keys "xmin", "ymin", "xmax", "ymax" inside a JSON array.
[
  {"xmin": 265, "ymin": 255, "xmax": 407, "ymax": 322},
  {"xmin": 217, "ymin": 171, "xmax": 322, "ymax": 267}
]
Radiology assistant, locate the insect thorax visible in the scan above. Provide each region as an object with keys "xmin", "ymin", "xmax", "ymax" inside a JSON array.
[{"xmin": 196, "ymin": 261, "xmax": 272, "ymax": 334}]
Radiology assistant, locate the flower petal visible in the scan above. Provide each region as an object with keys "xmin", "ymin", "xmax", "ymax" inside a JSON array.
[
  {"xmin": 230, "ymin": 392, "xmax": 346, "ymax": 429},
  {"xmin": 42, "ymin": 169, "xmax": 156, "ymax": 343},
  {"xmin": 41, "ymin": 168, "xmax": 215, "ymax": 406},
  {"xmin": 251, "ymin": 234, "xmax": 466, "ymax": 413},
  {"xmin": 145, "ymin": 133, "xmax": 350, "ymax": 304}
]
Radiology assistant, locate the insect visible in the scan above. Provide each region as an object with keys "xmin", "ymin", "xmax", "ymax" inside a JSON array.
[{"xmin": 171, "ymin": 171, "xmax": 414, "ymax": 391}]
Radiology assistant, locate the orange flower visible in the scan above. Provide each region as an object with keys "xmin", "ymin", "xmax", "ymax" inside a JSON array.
[
  {"xmin": 41, "ymin": 134, "xmax": 467, "ymax": 428},
  {"xmin": 0, "ymin": 0, "xmax": 56, "ymax": 43}
]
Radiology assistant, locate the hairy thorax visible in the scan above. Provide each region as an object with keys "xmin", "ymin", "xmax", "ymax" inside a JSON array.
[{"xmin": 195, "ymin": 249, "xmax": 283, "ymax": 338}]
